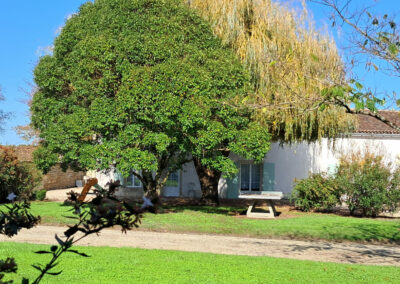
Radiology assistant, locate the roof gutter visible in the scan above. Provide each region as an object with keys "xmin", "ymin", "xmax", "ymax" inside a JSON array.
[{"xmin": 350, "ymin": 133, "xmax": 400, "ymax": 139}]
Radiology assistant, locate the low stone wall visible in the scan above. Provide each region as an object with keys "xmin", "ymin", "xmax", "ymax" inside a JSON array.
[
  {"xmin": 2, "ymin": 145, "xmax": 86, "ymax": 191},
  {"xmin": 42, "ymin": 164, "xmax": 85, "ymax": 190}
]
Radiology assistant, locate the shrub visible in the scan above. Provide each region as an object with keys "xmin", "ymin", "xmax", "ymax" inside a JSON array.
[
  {"xmin": 336, "ymin": 153, "xmax": 400, "ymax": 217},
  {"xmin": 0, "ymin": 146, "xmax": 41, "ymax": 203},
  {"xmin": 292, "ymin": 173, "xmax": 341, "ymax": 212},
  {"xmin": 34, "ymin": 189, "xmax": 47, "ymax": 201}
]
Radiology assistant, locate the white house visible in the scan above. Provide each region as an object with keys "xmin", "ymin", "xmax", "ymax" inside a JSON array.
[{"xmin": 89, "ymin": 111, "xmax": 400, "ymax": 199}]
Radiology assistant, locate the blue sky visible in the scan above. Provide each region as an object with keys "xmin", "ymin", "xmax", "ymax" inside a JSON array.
[
  {"xmin": 0, "ymin": 0, "xmax": 398, "ymax": 145},
  {"xmin": 0, "ymin": 0, "xmax": 87, "ymax": 145}
]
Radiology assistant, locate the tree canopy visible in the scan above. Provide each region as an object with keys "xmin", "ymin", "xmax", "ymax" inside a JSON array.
[
  {"xmin": 186, "ymin": 0, "xmax": 355, "ymax": 142},
  {"xmin": 31, "ymin": 0, "xmax": 270, "ymax": 198}
]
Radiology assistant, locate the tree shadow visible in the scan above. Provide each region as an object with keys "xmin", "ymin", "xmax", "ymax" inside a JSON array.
[
  {"xmin": 349, "ymin": 223, "xmax": 400, "ymax": 244},
  {"xmin": 288, "ymin": 242, "xmax": 400, "ymax": 265},
  {"xmin": 157, "ymin": 205, "xmax": 246, "ymax": 216},
  {"xmin": 316, "ymin": 222, "xmax": 400, "ymax": 244}
]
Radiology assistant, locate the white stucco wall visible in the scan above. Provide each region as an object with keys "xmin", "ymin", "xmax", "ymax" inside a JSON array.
[
  {"xmin": 180, "ymin": 161, "xmax": 202, "ymax": 198},
  {"xmin": 86, "ymin": 169, "xmax": 116, "ymax": 188},
  {"xmin": 91, "ymin": 134, "xmax": 400, "ymax": 199},
  {"xmin": 219, "ymin": 134, "xmax": 400, "ymax": 197}
]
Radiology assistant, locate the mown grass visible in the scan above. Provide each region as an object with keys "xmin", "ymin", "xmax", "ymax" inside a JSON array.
[
  {"xmin": 19, "ymin": 202, "xmax": 400, "ymax": 243},
  {"xmin": 1, "ymin": 242, "xmax": 400, "ymax": 284}
]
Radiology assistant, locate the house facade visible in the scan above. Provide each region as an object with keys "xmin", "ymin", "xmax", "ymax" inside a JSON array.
[{"xmin": 90, "ymin": 112, "xmax": 400, "ymax": 200}]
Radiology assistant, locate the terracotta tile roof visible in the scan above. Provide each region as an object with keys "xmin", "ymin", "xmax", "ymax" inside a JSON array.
[{"xmin": 356, "ymin": 111, "xmax": 400, "ymax": 134}]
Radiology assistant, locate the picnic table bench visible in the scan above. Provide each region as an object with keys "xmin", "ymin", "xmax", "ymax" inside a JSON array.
[{"xmin": 239, "ymin": 191, "xmax": 283, "ymax": 218}]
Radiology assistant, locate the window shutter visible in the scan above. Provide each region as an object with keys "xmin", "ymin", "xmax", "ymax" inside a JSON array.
[
  {"xmin": 227, "ymin": 163, "xmax": 239, "ymax": 199},
  {"xmin": 262, "ymin": 163, "xmax": 275, "ymax": 191},
  {"xmin": 327, "ymin": 164, "xmax": 337, "ymax": 177}
]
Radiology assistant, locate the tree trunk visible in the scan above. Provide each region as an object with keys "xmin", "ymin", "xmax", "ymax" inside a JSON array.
[
  {"xmin": 193, "ymin": 157, "xmax": 222, "ymax": 206},
  {"xmin": 142, "ymin": 170, "xmax": 161, "ymax": 209}
]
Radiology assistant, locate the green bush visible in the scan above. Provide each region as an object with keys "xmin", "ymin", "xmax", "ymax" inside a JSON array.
[
  {"xmin": 336, "ymin": 153, "xmax": 400, "ymax": 217},
  {"xmin": 34, "ymin": 189, "xmax": 47, "ymax": 201},
  {"xmin": 0, "ymin": 146, "xmax": 41, "ymax": 203},
  {"xmin": 292, "ymin": 173, "xmax": 341, "ymax": 212}
]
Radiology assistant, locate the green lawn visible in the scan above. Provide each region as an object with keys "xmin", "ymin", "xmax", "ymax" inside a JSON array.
[
  {"xmin": 24, "ymin": 201, "xmax": 400, "ymax": 243},
  {"xmin": 1, "ymin": 242, "xmax": 399, "ymax": 283}
]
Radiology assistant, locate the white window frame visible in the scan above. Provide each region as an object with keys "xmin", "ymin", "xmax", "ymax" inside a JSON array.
[
  {"xmin": 164, "ymin": 170, "xmax": 180, "ymax": 189},
  {"xmin": 239, "ymin": 162, "xmax": 262, "ymax": 193},
  {"xmin": 126, "ymin": 171, "xmax": 142, "ymax": 188}
]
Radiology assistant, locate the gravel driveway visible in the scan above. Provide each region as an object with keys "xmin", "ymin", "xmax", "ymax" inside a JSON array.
[{"xmin": 2, "ymin": 225, "xmax": 400, "ymax": 266}]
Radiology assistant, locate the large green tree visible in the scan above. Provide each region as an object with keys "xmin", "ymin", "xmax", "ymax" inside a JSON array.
[{"xmin": 31, "ymin": 0, "xmax": 270, "ymax": 201}]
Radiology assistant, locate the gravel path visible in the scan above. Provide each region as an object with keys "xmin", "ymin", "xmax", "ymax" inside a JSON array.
[{"xmin": 2, "ymin": 225, "xmax": 400, "ymax": 266}]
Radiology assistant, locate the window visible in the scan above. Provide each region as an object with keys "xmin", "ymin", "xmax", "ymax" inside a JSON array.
[
  {"xmin": 240, "ymin": 163, "xmax": 261, "ymax": 192},
  {"xmin": 126, "ymin": 171, "xmax": 142, "ymax": 188},
  {"xmin": 165, "ymin": 171, "xmax": 179, "ymax": 187}
]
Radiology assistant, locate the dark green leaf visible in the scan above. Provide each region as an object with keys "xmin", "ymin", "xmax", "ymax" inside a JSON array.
[
  {"xmin": 64, "ymin": 226, "xmax": 78, "ymax": 238},
  {"xmin": 55, "ymin": 234, "xmax": 64, "ymax": 246},
  {"xmin": 32, "ymin": 264, "xmax": 43, "ymax": 272},
  {"xmin": 46, "ymin": 271, "xmax": 63, "ymax": 276},
  {"xmin": 67, "ymin": 249, "xmax": 90, "ymax": 257},
  {"xmin": 62, "ymin": 215, "xmax": 79, "ymax": 220},
  {"xmin": 34, "ymin": 250, "xmax": 52, "ymax": 255}
]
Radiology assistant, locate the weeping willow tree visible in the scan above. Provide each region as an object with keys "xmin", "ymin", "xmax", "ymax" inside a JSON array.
[{"xmin": 185, "ymin": 0, "xmax": 355, "ymax": 142}]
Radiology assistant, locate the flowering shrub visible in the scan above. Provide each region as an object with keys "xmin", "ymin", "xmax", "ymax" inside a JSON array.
[
  {"xmin": 0, "ymin": 146, "xmax": 40, "ymax": 203},
  {"xmin": 336, "ymin": 153, "xmax": 400, "ymax": 217},
  {"xmin": 292, "ymin": 173, "xmax": 341, "ymax": 212}
]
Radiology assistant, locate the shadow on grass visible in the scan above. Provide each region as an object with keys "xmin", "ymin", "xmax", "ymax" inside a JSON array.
[
  {"xmin": 58, "ymin": 200, "xmax": 243, "ymax": 216},
  {"xmin": 317, "ymin": 222, "xmax": 400, "ymax": 243},
  {"xmin": 158, "ymin": 205, "xmax": 246, "ymax": 216},
  {"xmin": 289, "ymin": 242, "xmax": 400, "ymax": 264},
  {"xmin": 350, "ymin": 223, "xmax": 400, "ymax": 243}
]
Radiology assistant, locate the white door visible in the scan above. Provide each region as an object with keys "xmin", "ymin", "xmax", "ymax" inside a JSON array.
[{"xmin": 163, "ymin": 171, "xmax": 180, "ymax": 197}]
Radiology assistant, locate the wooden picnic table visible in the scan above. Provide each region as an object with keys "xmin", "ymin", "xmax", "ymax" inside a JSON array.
[{"xmin": 239, "ymin": 192, "xmax": 283, "ymax": 218}]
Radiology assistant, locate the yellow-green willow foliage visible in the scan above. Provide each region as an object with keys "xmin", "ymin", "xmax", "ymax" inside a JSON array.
[{"xmin": 185, "ymin": 0, "xmax": 355, "ymax": 141}]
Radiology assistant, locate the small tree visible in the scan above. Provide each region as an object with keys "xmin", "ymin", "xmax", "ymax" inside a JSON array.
[{"xmin": 31, "ymin": 0, "xmax": 253, "ymax": 200}]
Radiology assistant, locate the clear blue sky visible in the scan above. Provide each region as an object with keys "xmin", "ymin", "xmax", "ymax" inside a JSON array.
[
  {"xmin": 0, "ymin": 0, "xmax": 87, "ymax": 145},
  {"xmin": 0, "ymin": 0, "xmax": 398, "ymax": 145}
]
